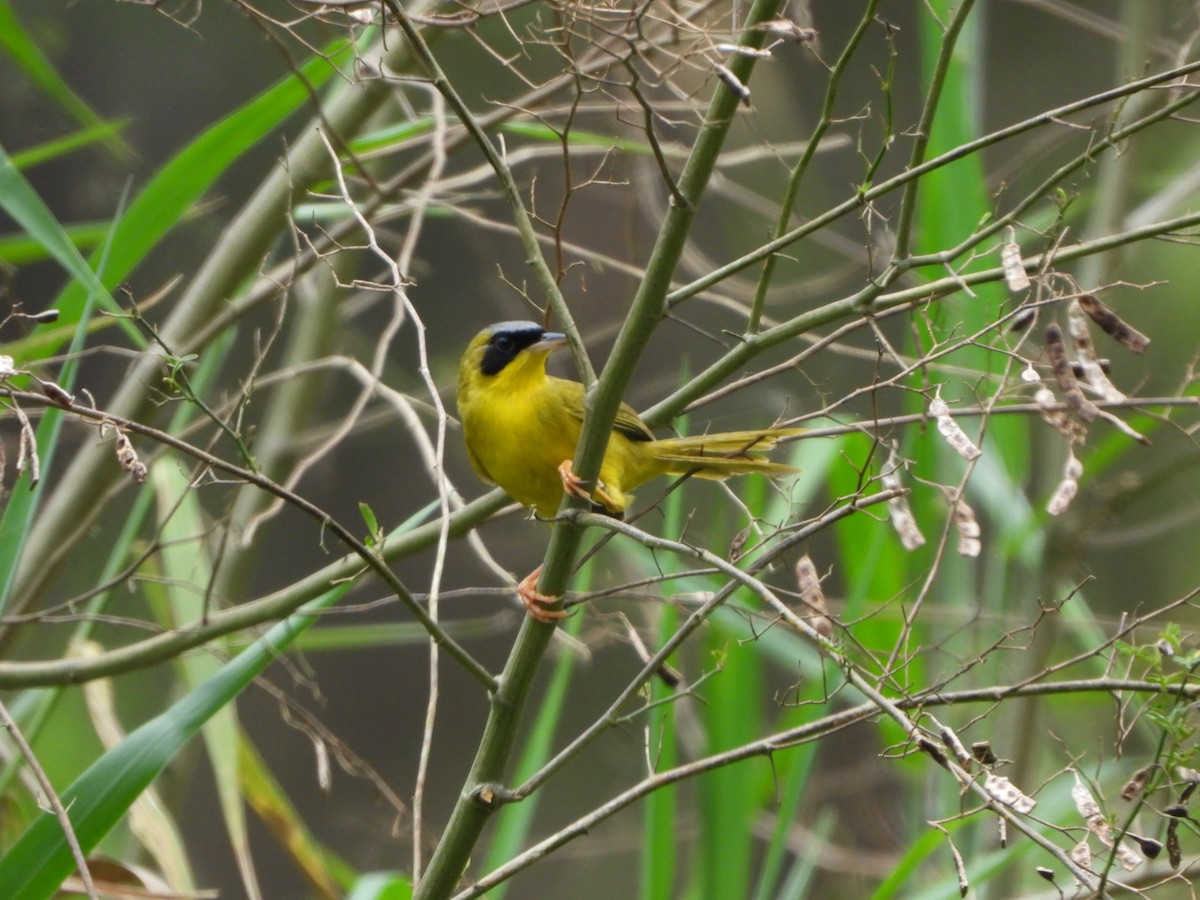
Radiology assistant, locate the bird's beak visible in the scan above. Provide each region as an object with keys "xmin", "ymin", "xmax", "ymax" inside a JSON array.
[{"xmin": 530, "ymin": 332, "xmax": 567, "ymax": 354}]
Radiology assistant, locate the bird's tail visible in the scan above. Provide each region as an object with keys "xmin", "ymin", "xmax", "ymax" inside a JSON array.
[{"xmin": 649, "ymin": 428, "xmax": 802, "ymax": 480}]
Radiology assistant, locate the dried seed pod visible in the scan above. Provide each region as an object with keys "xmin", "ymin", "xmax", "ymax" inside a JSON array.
[
  {"xmin": 1047, "ymin": 451, "xmax": 1083, "ymax": 516},
  {"xmin": 728, "ymin": 526, "xmax": 750, "ymax": 563},
  {"xmin": 1121, "ymin": 765, "xmax": 1152, "ymax": 801},
  {"xmin": 953, "ymin": 499, "xmax": 981, "ymax": 557},
  {"xmin": 1009, "ymin": 306, "xmax": 1036, "ymax": 332},
  {"xmin": 1045, "ymin": 322, "xmax": 1098, "ymax": 421},
  {"xmin": 1109, "ymin": 838, "xmax": 1143, "ymax": 870},
  {"xmin": 882, "ymin": 449, "xmax": 925, "ymax": 550},
  {"xmin": 929, "ymin": 393, "xmax": 982, "ymax": 460},
  {"xmin": 985, "ymin": 773, "xmax": 1036, "ymax": 813},
  {"xmin": 1001, "ymin": 242, "xmax": 1031, "ymax": 291},
  {"xmin": 793, "ymin": 554, "xmax": 832, "ymax": 639},
  {"xmin": 713, "ymin": 63, "xmax": 751, "ymax": 106},
  {"xmin": 1068, "ymin": 300, "xmax": 1125, "ymax": 402},
  {"xmin": 918, "ymin": 736, "xmax": 948, "ymax": 767},
  {"xmin": 1180, "ymin": 778, "xmax": 1198, "ymax": 804},
  {"xmin": 1072, "ymin": 359, "xmax": 1111, "ymax": 378},
  {"xmin": 114, "ymin": 432, "xmax": 148, "ymax": 485},
  {"xmin": 715, "ymin": 43, "xmax": 773, "ymax": 58},
  {"xmin": 1034, "ymin": 386, "xmax": 1087, "ymax": 442},
  {"xmin": 39, "ymin": 380, "xmax": 74, "ymax": 407},
  {"xmin": 948, "ymin": 836, "xmax": 968, "ymax": 898},
  {"xmin": 1168, "ymin": 821, "xmax": 1182, "ymax": 868},
  {"xmin": 971, "ymin": 741, "xmax": 997, "ymax": 766},
  {"xmin": 1072, "ymin": 774, "xmax": 1102, "ymax": 819},
  {"xmin": 1078, "ymin": 294, "xmax": 1149, "ymax": 354},
  {"xmin": 1070, "ymin": 839, "xmax": 1092, "ymax": 870},
  {"xmin": 15, "ymin": 405, "xmax": 39, "ymax": 487},
  {"xmin": 1130, "ymin": 835, "xmax": 1162, "ymax": 859},
  {"xmin": 1076, "ymin": 773, "xmax": 1142, "ymax": 870},
  {"xmin": 754, "ymin": 19, "xmax": 816, "ymax": 42},
  {"xmin": 935, "ymin": 719, "xmax": 973, "ymax": 767}
]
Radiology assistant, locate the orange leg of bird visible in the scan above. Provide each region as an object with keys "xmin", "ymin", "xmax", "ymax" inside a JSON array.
[
  {"xmin": 557, "ymin": 459, "xmax": 621, "ymax": 515},
  {"xmin": 517, "ymin": 565, "xmax": 567, "ymax": 622}
]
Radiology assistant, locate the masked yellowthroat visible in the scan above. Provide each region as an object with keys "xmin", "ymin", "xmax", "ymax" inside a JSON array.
[{"xmin": 457, "ymin": 321, "xmax": 801, "ymax": 620}]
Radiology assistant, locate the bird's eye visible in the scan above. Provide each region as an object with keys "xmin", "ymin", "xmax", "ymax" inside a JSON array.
[{"xmin": 494, "ymin": 335, "xmax": 514, "ymax": 352}]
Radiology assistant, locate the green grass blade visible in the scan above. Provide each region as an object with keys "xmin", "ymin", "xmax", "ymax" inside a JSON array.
[
  {"xmin": 0, "ymin": 221, "xmax": 111, "ymax": 266},
  {"xmin": 751, "ymin": 742, "xmax": 819, "ymax": 900},
  {"xmin": 0, "ymin": 1, "xmax": 130, "ymax": 156},
  {"xmin": 0, "ymin": 174, "xmax": 117, "ymax": 613},
  {"xmin": 239, "ymin": 737, "xmax": 353, "ymax": 896},
  {"xmin": 8, "ymin": 121, "xmax": 131, "ymax": 171},
  {"xmin": 0, "ymin": 141, "xmax": 133, "ymax": 344},
  {"xmin": 773, "ymin": 807, "xmax": 835, "ymax": 900},
  {"xmin": 347, "ymin": 872, "xmax": 413, "ymax": 900},
  {"xmin": 640, "ymin": 399, "xmax": 693, "ymax": 900},
  {"xmin": 3, "ymin": 36, "xmax": 355, "ymax": 362},
  {"xmin": 150, "ymin": 459, "xmax": 261, "ymax": 898},
  {"xmin": 0, "ymin": 579, "xmax": 355, "ymax": 899}
]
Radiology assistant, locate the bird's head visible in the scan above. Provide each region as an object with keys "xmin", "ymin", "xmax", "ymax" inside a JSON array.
[{"xmin": 458, "ymin": 321, "xmax": 568, "ymax": 394}]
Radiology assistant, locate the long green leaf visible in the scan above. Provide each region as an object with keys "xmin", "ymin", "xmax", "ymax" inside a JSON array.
[
  {"xmin": 0, "ymin": 141, "xmax": 133, "ymax": 345},
  {"xmin": 3, "ymin": 36, "xmax": 355, "ymax": 362},
  {"xmin": 0, "ymin": 491, "xmax": 444, "ymax": 898},
  {"xmin": 150, "ymin": 459, "xmax": 260, "ymax": 899},
  {"xmin": 8, "ymin": 121, "xmax": 131, "ymax": 172},
  {"xmin": 0, "ymin": 578, "xmax": 354, "ymax": 899},
  {"xmin": 0, "ymin": 170, "xmax": 120, "ymax": 613},
  {"xmin": 0, "ymin": 221, "xmax": 110, "ymax": 266},
  {"xmin": 0, "ymin": 1, "xmax": 129, "ymax": 156}
]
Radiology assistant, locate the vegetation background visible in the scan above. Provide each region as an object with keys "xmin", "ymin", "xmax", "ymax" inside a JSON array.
[{"xmin": 2, "ymin": 1, "xmax": 1200, "ymax": 898}]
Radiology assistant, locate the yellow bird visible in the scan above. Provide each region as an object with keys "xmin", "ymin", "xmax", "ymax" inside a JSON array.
[{"xmin": 457, "ymin": 321, "xmax": 802, "ymax": 621}]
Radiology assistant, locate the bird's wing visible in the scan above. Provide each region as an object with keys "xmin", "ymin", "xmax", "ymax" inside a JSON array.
[
  {"xmin": 563, "ymin": 394, "xmax": 655, "ymax": 442},
  {"xmin": 613, "ymin": 402, "xmax": 655, "ymax": 442}
]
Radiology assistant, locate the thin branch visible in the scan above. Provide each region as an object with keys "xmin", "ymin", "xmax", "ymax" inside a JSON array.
[
  {"xmin": 0, "ymin": 699, "xmax": 98, "ymax": 900},
  {"xmin": 0, "ymin": 389, "xmax": 498, "ymax": 692}
]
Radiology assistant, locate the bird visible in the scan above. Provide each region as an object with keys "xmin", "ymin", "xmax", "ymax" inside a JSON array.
[{"xmin": 456, "ymin": 320, "xmax": 802, "ymax": 621}]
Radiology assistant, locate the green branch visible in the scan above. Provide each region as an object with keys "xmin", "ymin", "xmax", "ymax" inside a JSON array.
[{"xmin": 411, "ymin": 2, "xmax": 789, "ymax": 896}]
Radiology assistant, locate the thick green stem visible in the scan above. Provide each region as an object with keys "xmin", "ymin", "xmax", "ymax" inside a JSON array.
[{"xmin": 413, "ymin": 2, "xmax": 786, "ymax": 896}]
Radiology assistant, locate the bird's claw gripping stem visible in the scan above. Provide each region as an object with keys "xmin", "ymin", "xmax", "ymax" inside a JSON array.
[
  {"xmin": 517, "ymin": 565, "xmax": 567, "ymax": 622},
  {"xmin": 557, "ymin": 459, "xmax": 620, "ymax": 514}
]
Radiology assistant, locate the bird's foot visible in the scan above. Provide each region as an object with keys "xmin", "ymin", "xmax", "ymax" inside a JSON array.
[
  {"xmin": 517, "ymin": 565, "xmax": 567, "ymax": 622},
  {"xmin": 557, "ymin": 460, "xmax": 622, "ymax": 516}
]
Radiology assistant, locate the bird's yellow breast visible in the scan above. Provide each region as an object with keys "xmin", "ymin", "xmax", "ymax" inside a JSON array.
[{"xmin": 459, "ymin": 359, "xmax": 584, "ymax": 517}]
